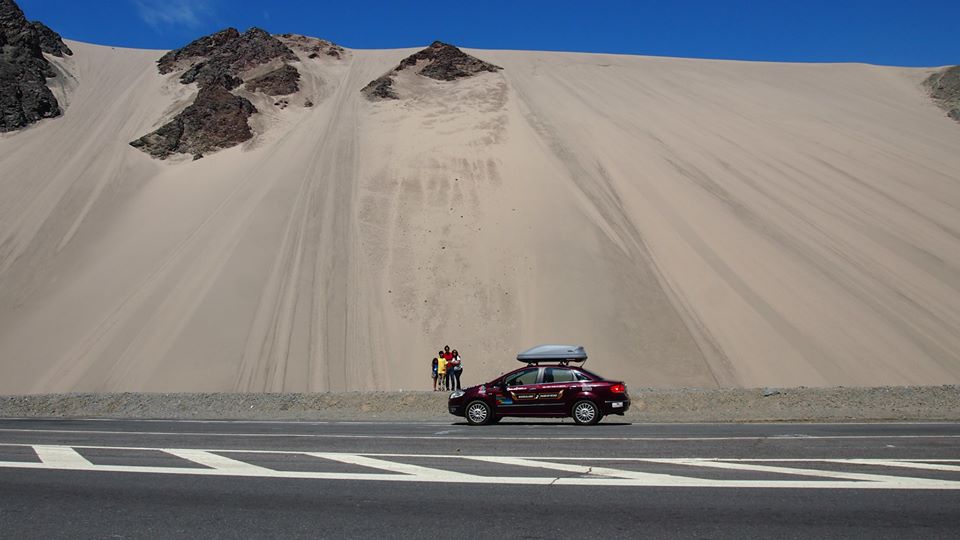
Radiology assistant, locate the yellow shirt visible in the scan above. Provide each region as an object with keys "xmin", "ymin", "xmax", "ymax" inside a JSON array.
[{"xmin": 437, "ymin": 358, "xmax": 447, "ymax": 374}]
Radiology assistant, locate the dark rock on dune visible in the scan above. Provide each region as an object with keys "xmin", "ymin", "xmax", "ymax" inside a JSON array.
[
  {"xmin": 245, "ymin": 64, "xmax": 300, "ymax": 95},
  {"xmin": 138, "ymin": 29, "xmax": 344, "ymax": 159},
  {"xmin": 0, "ymin": 0, "xmax": 71, "ymax": 132},
  {"xmin": 925, "ymin": 66, "xmax": 960, "ymax": 123},
  {"xmin": 157, "ymin": 28, "xmax": 240, "ymax": 74},
  {"xmin": 0, "ymin": 62, "xmax": 59, "ymax": 131},
  {"xmin": 157, "ymin": 27, "xmax": 296, "ymax": 88},
  {"xmin": 180, "ymin": 60, "xmax": 244, "ymax": 90},
  {"xmin": 30, "ymin": 20, "xmax": 71, "ymax": 57},
  {"xmin": 361, "ymin": 40, "xmax": 500, "ymax": 101},
  {"xmin": 360, "ymin": 75, "xmax": 399, "ymax": 100},
  {"xmin": 277, "ymin": 33, "xmax": 344, "ymax": 59},
  {"xmin": 130, "ymin": 84, "xmax": 256, "ymax": 160},
  {"xmin": 136, "ymin": 27, "xmax": 308, "ymax": 159},
  {"xmin": 927, "ymin": 66, "xmax": 960, "ymax": 101},
  {"xmin": 0, "ymin": 0, "xmax": 31, "ymax": 36},
  {"xmin": 398, "ymin": 41, "xmax": 501, "ymax": 81}
]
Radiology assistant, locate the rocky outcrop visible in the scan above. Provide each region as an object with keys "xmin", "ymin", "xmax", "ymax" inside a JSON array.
[
  {"xmin": 360, "ymin": 75, "xmax": 399, "ymax": 100},
  {"xmin": 361, "ymin": 41, "xmax": 500, "ymax": 101},
  {"xmin": 0, "ymin": 0, "xmax": 72, "ymax": 132},
  {"xmin": 129, "ymin": 84, "xmax": 256, "ymax": 160},
  {"xmin": 157, "ymin": 27, "xmax": 296, "ymax": 89},
  {"xmin": 156, "ymin": 28, "xmax": 238, "ymax": 74},
  {"xmin": 277, "ymin": 33, "xmax": 344, "ymax": 59},
  {"xmin": 245, "ymin": 64, "xmax": 300, "ymax": 96},
  {"xmin": 399, "ymin": 41, "xmax": 501, "ymax": 81},
  {"xmin": 926, "ymin": 66, "xmax": 960, "ymax": 123},
  {"xmin": 30, "ymin": 20, "xmax": 71, "ymax": 56},
  {"xmin": 134, "ymin": 27, "xmax": 334, "ymax": 160}
]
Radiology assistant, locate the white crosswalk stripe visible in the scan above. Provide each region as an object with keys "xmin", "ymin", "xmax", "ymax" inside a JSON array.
[
  {"xmin": 305, "ymin": 452, "xmax": 476, "ymax": 480},
  {"xmin": 163, "ymin": 449, "xmax": 273, "ymax": 473},
  {"xmin": 822, "ymin": 459, "xmax": 960, "ymax": 472},
  {"xmin": 640, "ymin": 458, "xmax": 960, "ymax": 487},
  {"xmin": 1, "ymin": 444, "xmax": 958, "ymax": 489},
  {"xmin": 462, "ymin": 455, "xmax": 703, "ymax": 485},
  {"xmin": 33, "ymin": 445, "xmax": 92, "ymax": 468}
]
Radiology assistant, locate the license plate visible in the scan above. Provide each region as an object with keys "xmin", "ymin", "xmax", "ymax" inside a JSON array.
[{"xmin": 611, "ymin": 402, "xmax": 623, "ymax": 408}]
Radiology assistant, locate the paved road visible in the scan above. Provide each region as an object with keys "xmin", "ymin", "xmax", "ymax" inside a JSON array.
[{"xmin": 1, "ymin": 418, "xmax": 959, "ymax": 538}]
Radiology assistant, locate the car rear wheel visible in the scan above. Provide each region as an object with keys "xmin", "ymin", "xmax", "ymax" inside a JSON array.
[
  {"xmin": 465, "ymin": 400, "xmax": 493, "ymax": 426},
  {"xmin": 572, "ymin": 400, "xmax": 602, "ymax": 425}
]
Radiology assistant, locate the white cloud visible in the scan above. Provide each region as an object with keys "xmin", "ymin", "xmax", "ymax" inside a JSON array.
[{"xmin": 135, "ymin": 0, "xmax": 215, "ymax": 30}]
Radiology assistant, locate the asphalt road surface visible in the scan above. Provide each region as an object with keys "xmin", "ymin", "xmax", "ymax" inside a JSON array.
[{"xmin": 1, "ymin": 418, "xmax": 959, "ymax": 538}]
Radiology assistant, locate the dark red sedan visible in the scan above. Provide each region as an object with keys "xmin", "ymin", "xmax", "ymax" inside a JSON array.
[{"xmin": 447, "ymin": 346, "xmax": 630, "ymax": 425}]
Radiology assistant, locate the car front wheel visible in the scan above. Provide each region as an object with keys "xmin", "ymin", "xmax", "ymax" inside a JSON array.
[
  {"xmin": 465, "ymin": 400, "xmax": 493, "ymax": 426},
  {"xmin": 572, "ymin": 399, "xmax": 602, "ymax": 425}
]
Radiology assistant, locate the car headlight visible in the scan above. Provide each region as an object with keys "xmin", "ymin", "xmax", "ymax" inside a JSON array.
[{"xmin": 449, "ymin": 390, "xmax": 465, "ymax": 399}]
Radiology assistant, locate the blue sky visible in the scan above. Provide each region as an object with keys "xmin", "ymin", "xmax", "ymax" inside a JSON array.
[{"xmin": 18, "ymin": 0, "xmax": 960, "ymax": 67}]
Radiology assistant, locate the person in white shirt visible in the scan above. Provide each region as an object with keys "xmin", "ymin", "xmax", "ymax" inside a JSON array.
[{"xmin": 451, "ymin": 349, "xmax": 463, "ymax": 390}]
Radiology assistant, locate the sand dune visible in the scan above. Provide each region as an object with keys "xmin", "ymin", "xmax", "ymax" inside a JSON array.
[{"xmin": 1, "ymin": 40, "xmax": 959, "ymax": 393}]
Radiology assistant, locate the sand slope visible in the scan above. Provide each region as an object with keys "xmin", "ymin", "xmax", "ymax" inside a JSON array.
[{"xmin": 1, "ymin": 41, "xmax": 959, "ymax": 393}]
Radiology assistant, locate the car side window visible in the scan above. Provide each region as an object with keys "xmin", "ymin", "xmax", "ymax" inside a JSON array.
[
  {"xmin": 573, "ymin": 371, "xmax": 592, "ymax": 381},
  {"xmin": 544, "ymin": 368, "xmax": 576, "ymax": 383},
  {"xmin": 505, "ymin": 368, "xmax": 540, "ymax": 386}
]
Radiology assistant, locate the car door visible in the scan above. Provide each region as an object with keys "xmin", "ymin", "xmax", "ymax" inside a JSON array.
[
  {"xmin": 537, "ymin": 367, "xmax": 580, "ymax": 414},
  {"xmin": 497, "ymin": 367, "xmax": 542, "ymax": 415}
]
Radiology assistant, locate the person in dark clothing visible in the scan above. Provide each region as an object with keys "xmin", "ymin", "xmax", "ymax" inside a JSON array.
[{"xmin": 431, "ymin": 357, "xmax": 439, "ymax": 391}]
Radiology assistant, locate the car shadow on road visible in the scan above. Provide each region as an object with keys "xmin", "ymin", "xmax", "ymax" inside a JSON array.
[{"xmin": 449, "ymin": 421, "xmax": 633, "ymax": 427}]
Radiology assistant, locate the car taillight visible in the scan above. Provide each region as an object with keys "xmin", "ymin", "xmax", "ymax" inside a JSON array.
[{"xmin": 610, "ymin": 383, "xmax": 626, "ymax": 394}]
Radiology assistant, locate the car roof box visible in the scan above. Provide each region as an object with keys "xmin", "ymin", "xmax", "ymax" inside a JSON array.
[{"xmin": 517, "ymin": 345, "xmax": 587, "ymax": 364}]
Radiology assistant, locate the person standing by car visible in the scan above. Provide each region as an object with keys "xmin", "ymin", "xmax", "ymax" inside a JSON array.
[
  {"xmin": 442, "ymin": 345, "xmax": 454, "ymax": 391},
  {"xmin": 437, "ymin": 350, "xmax": 448, "ymax": 391},
  {"xmin": 431, "ymin": 357, "xmax": 439, "ymax": 391},
  {"xmin": 451, "ymin": 349, "xmax": 463, "ymax": 390}
]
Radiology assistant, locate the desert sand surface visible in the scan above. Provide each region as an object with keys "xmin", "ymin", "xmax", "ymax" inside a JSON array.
[{"xmin": 1, "ymin": 40, "xmax": 959, "ymax": 393}]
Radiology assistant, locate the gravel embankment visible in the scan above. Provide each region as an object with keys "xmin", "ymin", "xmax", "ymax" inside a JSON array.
[{"xmin": 1, "ymin": 386, "xmax": 958, "ymax": 422}]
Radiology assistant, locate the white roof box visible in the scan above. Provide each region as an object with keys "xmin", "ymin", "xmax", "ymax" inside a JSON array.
[{"xmin": 517, "ymin": 344, "xmax": 587, "ymax": 363}]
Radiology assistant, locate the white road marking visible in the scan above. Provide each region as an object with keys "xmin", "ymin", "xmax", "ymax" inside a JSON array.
[
  {"xmin": 462, "ymin": 455, "xmax": 702, "ymax": 484},
  {"xmin": 641, "ymin": 458, "xmax": 951, "ymax": 486},
  {"xmin": 163, "ymin": 449, "xmax": 272, "ymax": 473},
  {"xmin": 33, "ymin": 445, "xmax": 92, "ymax": 468},
  {"xmin": 305, "ymin": 452, "xmax": 476, "ymax": 480},
  {"xmin": 822, "ymin": 459, "xmax": 960, "ymax": 473},
  {"xmin": 672, "ymin": 458, "xmax": 960, "ymax": 463},
  {"xmin": 0, "ymin": 418, "xmax": 454, "ymax": 427},
  {"xmin": 0, "ymin": 444, "xmax": 958, "ymax": 489},
  {"xmin": 0, "ymin": 460, "xmax": 424, "ymax": 482},
  {"xmin": 5, "ymin": 443, "xmax": 960, "ymax": 463},
  {"xmin": 2, "ymin": 427, "xmax": 959, "ymax": 441}
]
